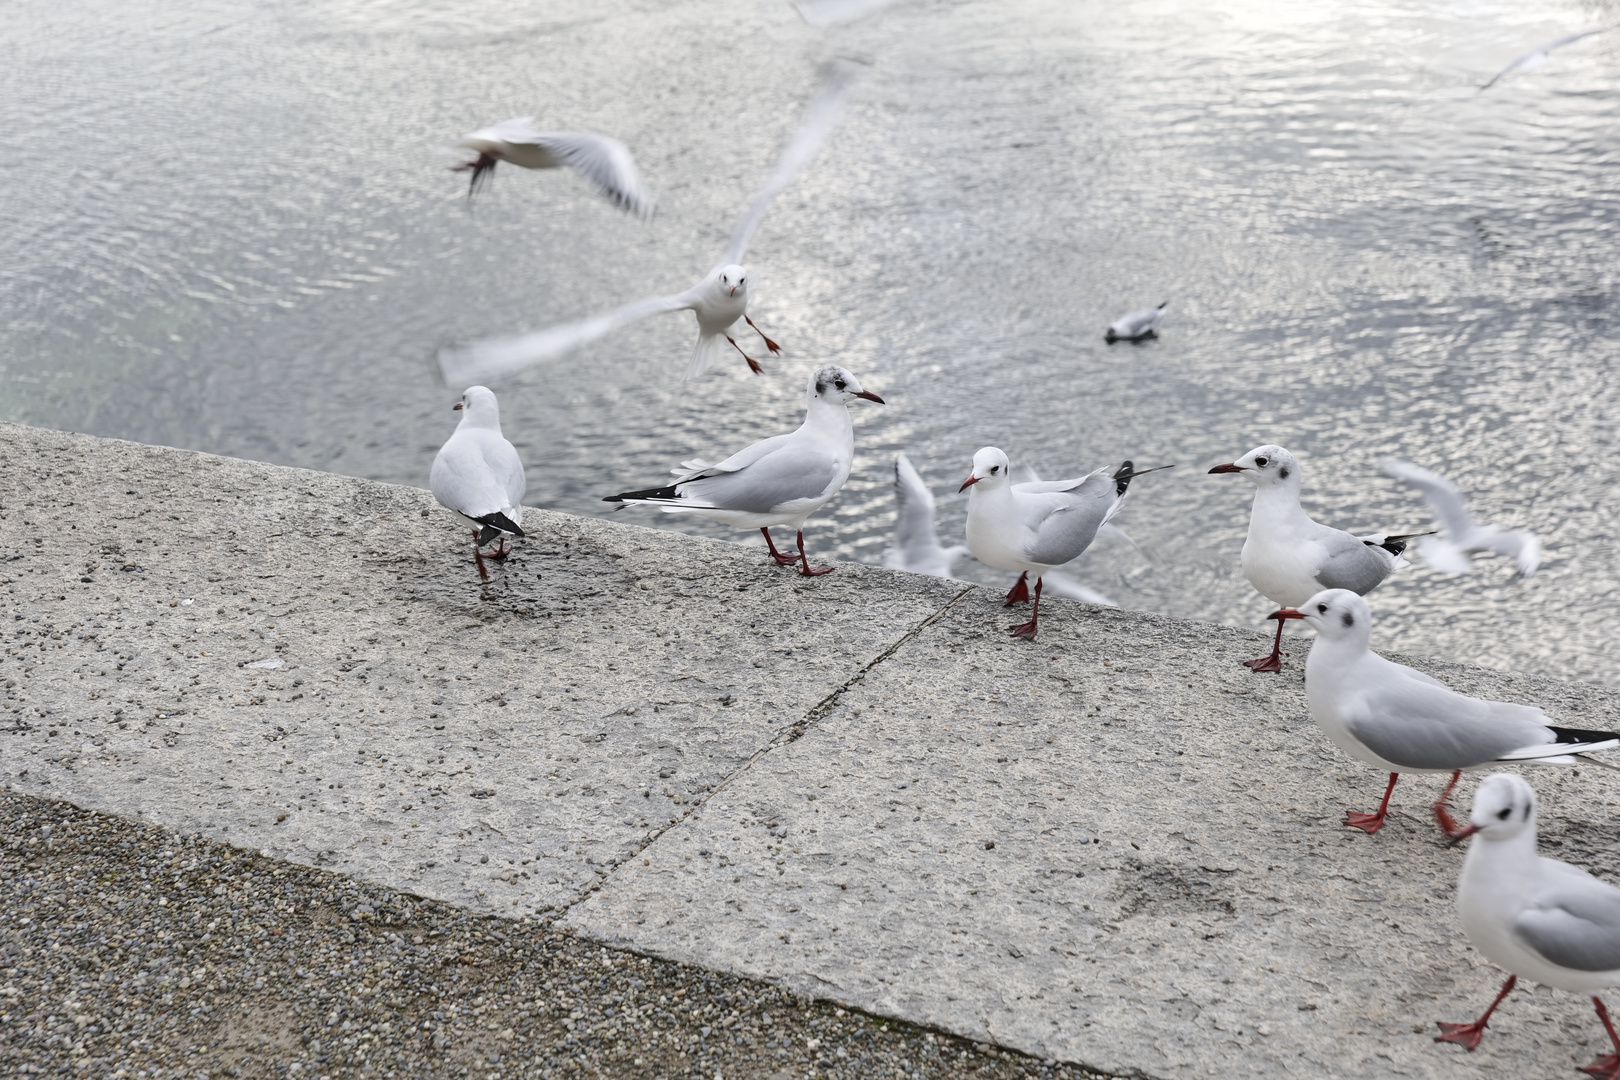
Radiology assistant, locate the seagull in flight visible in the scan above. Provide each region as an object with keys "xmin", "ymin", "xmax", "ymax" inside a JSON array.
[
  {"xmin": 1104, "ymin": 302, "xmax": 1167, "ymax": 343},
  {"xmin": 452, "ymin": 120, "xmax": 655, "ymax": 217},
  {"xmin": 1380, "ymin": 459, "xmax": 1540, "ymax": 578},
  {"xmin": 440, "ymin": 59, "xmax": 868, "ymax": 387},
  {"xmin": 604, "ymin": 366, "xmax": 883, "ymax": 577},
  {"xmin": 1481, "ymin": 27, "xmax": 1613, "ymax": 91},
  {"xmin": 1439, "ymin": 774, "xmax": 1620, "ymax": 1079},
  {"xmin": 430, "ymin": 386, "xmax": 526, "ymax": 582},
  {"xmin": 1209, "ymin": 444, "xmax": 1427, "ymax": 673},
  {"xmin": 884, "ymin": 453, "xmax": 970, "ymax": 579}
]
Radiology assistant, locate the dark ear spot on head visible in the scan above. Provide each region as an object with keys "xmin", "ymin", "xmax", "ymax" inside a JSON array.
[
  {"xmin": 815, "ymin": 381, "xmax": 827, "ymax": 395},
  {"xmin": 1341, "ymin": 612, "xmax": 1355, "ymax": 628},
  {"xmin": 1279, "ymin": 466, "xmax": 1290, "ymax": 480}
]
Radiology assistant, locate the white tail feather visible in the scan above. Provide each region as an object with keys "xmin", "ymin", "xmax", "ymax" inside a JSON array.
[{"xmin": 684, "ymin": 333, "xmax": 732, "ymax": 382}]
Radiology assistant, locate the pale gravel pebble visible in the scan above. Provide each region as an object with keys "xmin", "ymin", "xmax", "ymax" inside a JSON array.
[{"xmin": 0, "ymin": 789, "xmax": 1119, "ymax": 1079}]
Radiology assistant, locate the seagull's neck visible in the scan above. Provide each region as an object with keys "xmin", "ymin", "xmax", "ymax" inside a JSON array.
[
  {"xmin": 967, "ymin": 481, "xmax": 1017, "ymax": 519},
  {"xmin": 459, "ymin": 412, "xmax": 503, "ymax": 434},
  {"xmin": 1461, "ymin": 828, "xmax": 1541, "ymax": 902},
  {"xmin": 1248, "ymin": 481, "xmax": 1313, "ymax": 537},
  {"xmin": 800, "ymin": 398, "xmax": 853, "ymax": 444}
]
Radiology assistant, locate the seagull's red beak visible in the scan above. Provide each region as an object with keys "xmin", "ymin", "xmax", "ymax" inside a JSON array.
[
  {"xmin": 1208, "ymin": 462, "xmax": 1244, "ymax": 474},
  {"xmin": 1268, "ymin": 608, "xmax": 1305, "ymax": 622},
  {"xmin": 959, "ymin": 474, "xmax": 980, "ymax": 492},
  {"xmin": 1447, "ymin": 823, "xmax": 1482, "ymax": 848},
  {"xmin": 452, "ymin": 401, "xmax": 464, "ymax": 411},
  {"xmin": 854, "ymin": 390, "xmax": 885, "ymax": 404}
]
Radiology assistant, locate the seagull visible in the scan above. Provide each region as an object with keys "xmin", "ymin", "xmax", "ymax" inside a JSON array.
[
  {"xmin": 1380, "ymin": 459, "xmax": 1540, "ymax": 578},
  {"xmin": 1104, "ymin": 302, "xmax": 1166, "ymax": 343},
  {"xmin": 603, "ymin": 366, "xmax": 883, "ymax": 576},
  {"xmin": 452, "ymin": 120, "xmax": 655, "ymax": 217},
  {"xmin": 1481, "ymin": 27, "xmax": 1613, "ymax": 91},
  {"xmin": 961, "ymin": 449, "xmax": 1169, "ymax": 639},
  {"xmin": 429, "ymin": 386, "xmax": 526, "ymax": 583},
  {"xmin": 1209, "ymin": 444, "xmax": 1427, "ymax": 673},
  {"xmin": 792, "ymin": 0, "xmax": 900, "ymax": 26},
  {"xmin": 1438, "ymin": 774, "xmax": 1620, "ymax": 1079},
  {"xmin": 884, "ymin": 453, "xmax": 970, "ymax": 579},
  {"xmin": 439, "ymin": 59, "xmax": 867, "ymax": 387},
  {"xmin": 1271, "ymin": 590, "xmax": 1619, "ymax": 837}
]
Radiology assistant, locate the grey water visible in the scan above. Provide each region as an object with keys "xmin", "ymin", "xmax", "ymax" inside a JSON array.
[{"xmin": 3, "ymin": 0, "xmax": 1617, "ymax": 685}]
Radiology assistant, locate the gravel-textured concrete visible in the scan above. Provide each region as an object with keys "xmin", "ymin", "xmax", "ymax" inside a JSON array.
[
  {"xmin": 6, "ymin": 422, "xmax": 1620, "ymax": 1080},
  {"xmin": 0, "ymin": 788, "xmax": 1116, "ymax": 1079}
]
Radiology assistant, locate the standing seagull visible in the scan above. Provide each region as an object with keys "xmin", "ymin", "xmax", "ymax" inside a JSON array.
[
  {"xmin": 604, "ymin": 366, "xmax": 883, "ymax": 576},
  {"xmin": 439, "ymin": 59, "xmax": 868, "ymax": 387},
  {"xmin": 1104, "ymin": 302, "xmax": 1166, "ymax": 343},
  {"xmin": 884, "ymin": 453, "xmax": 970, "ymax": 579},
  {"xmin": 453, "ymin": 120, "xmax": 655, "ymax": 217},
  {"xmin": 430, "ymin": 386, "xmax": 526, "ymax": 583},
  {"xmin": 1439, "ymin": 774, "xmax": 1620, "ymax": 1080},
  {"xmin": 1209, "ymin": 444, "xmax": 1425, "ymax": 672},
  {"xmin": 1481, "ymin": 27, "xmax": 1613, "ymax": 90},
  {"xmin": 1271, "ymin": 590, "xmax": 1618, "ymax": 836},
  {"xmin": 1380, "ymin": 459, "xmax": 1540, "ymax": 577},
  {"xmin": 961, "ymin": 448, "xmax": 1168, "ymax": 640}
]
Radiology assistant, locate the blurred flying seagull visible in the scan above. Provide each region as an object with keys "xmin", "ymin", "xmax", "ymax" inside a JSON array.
[
  {"xmin": 1380, "ymin": 459, "xmax": 1540, "ymax": 578},
  {"xmin": 453, "ymin": 121, "xmax": 655, "ymax": 217},
  {"xmin": 439, "ymin": 59, "xmax": 868, "ymax": 387},
  {"xmin": 1480, "ymin": 27, "xmax": 1613, "ymax": 90},
  {"xmin": 885, "ymin": 453, "xmax": 971, "ymax": 579},
  {"xmin": 1105, "ymin": 302, "xmax": 1166, "ymax": 343}
]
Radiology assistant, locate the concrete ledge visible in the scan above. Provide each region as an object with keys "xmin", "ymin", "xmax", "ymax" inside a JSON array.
[{"xmin": 5, "ymin": 422, "xmax": 1620, "ymax": 1079}]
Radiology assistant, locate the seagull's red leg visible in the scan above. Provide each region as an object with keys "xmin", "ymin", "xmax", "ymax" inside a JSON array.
[
  {"xmin": 795, "ymin": 530, "xmax": 834, "ymax": 577},
  {"xmin": 1579, "ymin": 996, "xmax": 1620, "ymax": 1079},
  {"xmin": 1435, "ymin": 975, "xmax": 1516, "ymax": 1050},
  {"xmin": 760, "ymin": 528, "xmax": 801, "ymax": 567},
  {"xmin": 727, "ymin": 336, "xmax": 764, "ymax": 374},
  {"xmin": 470, "ymin": 529, "xmax": 491, "ymax": 583},
  {"xmin": 1346, "ymin": 772, "xmax": 1399, "ymax": 834},
  {"xmin": 744, "ymin": 315, "xmax": 781, "ymax": 355},
  {"xmin": 1009, "ymin": 576, "xmax": 1043, "ymax": 639},
  {"xmin": 1432, "ymin": 770, "xmax": 1466, "ymax": 840},
  {"xmin": 1244, "ymin": 614, "xmax": 1289, "ymax": 673},
  {"xmin": 1003, "ymin": 572, "xmax": 1031, "ymax": 606}
]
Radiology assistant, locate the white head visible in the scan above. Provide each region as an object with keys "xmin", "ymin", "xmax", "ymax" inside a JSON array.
[
  {"xmin": 959, "ymin": 447, "xmax": 1012, "ymax": 493},
  {"xmin": 453, "ymin": 385, "xmax": 501, "ymax": 429},
  {"xmin": 1208, "ymin": 444, "xmax": 1301, "ymax": 491},
  {"xmin": 808, "ymin": 365, "xmax": 884, "ymax": 407},
  {"xmin": 1457, "ymin": 772, "xmax": 1538, "ymax": 845},
  {"xmin": 716, "ymin": 264, "xmax": 749, "ymax": 299},
  {"xmin": 1276, "ymin": 588, "xmax": 1372, "ymax": 650}
]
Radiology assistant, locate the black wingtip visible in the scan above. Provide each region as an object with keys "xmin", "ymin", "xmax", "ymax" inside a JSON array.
[
  {"xmin": 604, "ymin": 482, "xmax": 682, "ymax": 504},
  {"xmin": 473, "ymin": 512, "xmax": 523, "ymax": 544},
  {"xmin": 1549, "ymin": 725, "xmax": 1620, "ymax": 746},
  {"xmin": 1373, "ymin": 530, "xmax": 1436, "ymax": 556},
  {"xmin": 1112, "ymin": 462, "xmax": 1175, "ymax": 496}
]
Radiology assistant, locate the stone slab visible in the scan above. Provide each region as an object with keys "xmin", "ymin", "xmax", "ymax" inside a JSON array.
[
  {"xmin": 564, "ymin": 595, "xmax": 1620, "ymax": 1079},
  {"xmin": 0, "ymin": 422, "xmax": 960, "ymax": 916}
]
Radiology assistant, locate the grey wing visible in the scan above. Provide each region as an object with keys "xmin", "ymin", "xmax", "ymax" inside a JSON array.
[
  {"xmin": 1488, "ymin": 530, "xmax": 1542, "ymax": 577},
  {"xmin": 1346, "ymin": 668, "xmax": 1549, "ymax": 769},
  {"xmin": 524, "ymin": 132, "xmax": 655, "ymax": 218},
  {"xmin": 487, "ymin": 436, "xmax": 526, "ymax": 511},
  {"xmin": 1516, "ymin": 864, "xmax": 1620, "ymax": 972},
  {"xmin": 1024, "ymin": 479, "xmax": 1115, "ymax": 566},
  {"xmin": 718, "ymin": 58, "xmax": 867, "ymax": 268},
  {"xmin": 680, "ymin": 444, "xmax": 838, "ymax": 513},
  {"xmin": 1380, "ymin": 459, "xmax": 1475, "ymax": 539},
  {"xmin": 1482, "ymin": 29, "xmax": 1609, "ymax": 89},
  {"xmin": 1313, "ymin": 529, "xmax": 1395, "ymax": 595},
  {"xmin": 437, "ymin": 292, "xmax": 691, "ymax": 385},
  {"xmin": 430, "ymin": 441, "xmax": 510, "ymax": 520}
]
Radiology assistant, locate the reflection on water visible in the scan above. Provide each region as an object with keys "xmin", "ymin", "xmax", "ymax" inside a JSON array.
[{"xmin": 1, "ymin": 0, "xmax": 1616, "ymax": 683}]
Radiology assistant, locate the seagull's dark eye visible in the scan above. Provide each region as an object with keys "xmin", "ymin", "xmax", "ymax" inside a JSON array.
[
  {"xmin": 990, "ymin": 466, "xmax": 1000, "ymax": 474},
  {"xmin": 835, "ymin": 380, "xmax": 846, "ymax": 390},
  {"xmin": 1341, "ymin": 613, "xmax": 1354, "ymax": 628},
  {"xmin": 1317, "ymin": 603, "xmax": 1328, "ymax": 614},
  {"xmin": 1254, "ymin": 456, "xmax": 1269, "ymax": 468},
  {"xmin": 1497, "ymin": 807, "xmax": 1512, "ymax": 820}
]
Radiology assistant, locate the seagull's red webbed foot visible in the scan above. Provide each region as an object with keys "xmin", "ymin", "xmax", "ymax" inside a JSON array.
[
  {"xmin": 1346, "ymin": 773, "xmax": 1400, "ymax": 835},
  {"xmin": 760, "ymin": 528, "xmax": 802, "ymax": 567},
  {"xmin": 481, "ymin": 537, "xmax": 512, "ymax": 561},
  {"xmin": 794, "ymin": 530, "xmax": 834, "ymax": 577},
  {"xmin": 1436, "ymin": 976, "xmax": 1516, "ymax": 1052},
  {"xmin": 1007, "ymin": 577, "xmax": 1043, "ymax": 639},
  {"xmin": 727, "ymin": 336, "xmax": 764, "ymax": 374},
  {"xmin": 745, "ymin": 316, "xmax": 781, "ymax": 355},
  {"xmin": 1242, "ymin": 652, "xmax": 1283, "ymax": 673},
  {"xmin": 1003, "ymin": 572, "xmax": 1031, "ymax": 606},
  {"xmin": 1581, "ymin": 997, "xmax": 1620, "ymax": 1079}
]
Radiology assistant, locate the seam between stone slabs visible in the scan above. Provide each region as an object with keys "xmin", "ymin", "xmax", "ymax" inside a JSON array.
[{"xmin": 549, "ymin": 582, "xmax": 976, "ymax": 918}]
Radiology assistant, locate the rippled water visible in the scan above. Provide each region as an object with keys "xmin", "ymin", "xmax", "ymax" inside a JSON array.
[{"xmin": 3, "ymin": 0, "xmax": 1617, "ymax": 684}]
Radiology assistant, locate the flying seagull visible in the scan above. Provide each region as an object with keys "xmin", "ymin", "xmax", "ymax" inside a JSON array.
[
  {"xmin": 1481, "ymin": 28, "xmax": 1613, "ymax": 91},
  {"xmin": 439, "ymin": 59, "xmax": 868, "ymax": 387},
  {"xmin": 452, "ymin": 120, "xmax": 655, "ymax": 217},
  {"xmin": 1380, "ymin": 459, "xmax": 1540, "ymax": 577},
  {"xmin": 1105, "ymin": 302, "xmax": 1167, "ymax": 343}
]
